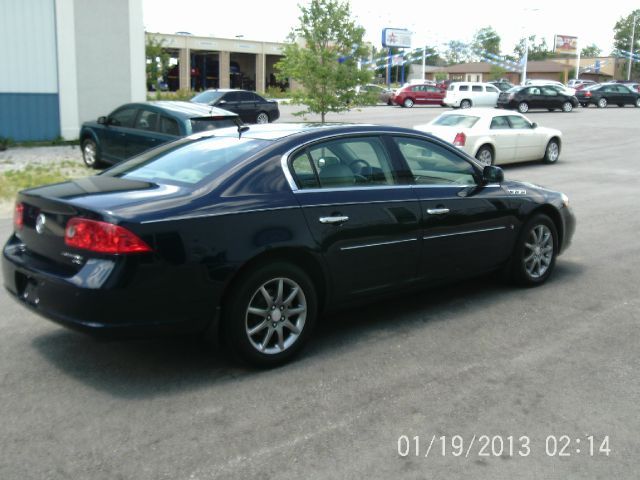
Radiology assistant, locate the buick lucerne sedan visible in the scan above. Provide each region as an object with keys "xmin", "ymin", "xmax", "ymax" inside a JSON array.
[
  {"xmin": 414, "ymin": 109, "xmax": 563, "ymax": 166},
  {"xmin": 3, "ymin": 124, "xmax": 575, "ymax": 367}
]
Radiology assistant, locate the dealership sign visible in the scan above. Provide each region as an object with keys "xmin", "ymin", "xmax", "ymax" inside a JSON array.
[
  {"xmin": 554, "ymin": 35, "xmax": 578, "ymax": 55},
  {"xmin": 382, "ymin": 28, "xmax": 412, "ymax": 48}
]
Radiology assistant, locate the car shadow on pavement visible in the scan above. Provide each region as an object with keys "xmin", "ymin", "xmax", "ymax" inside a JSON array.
[{"xmin": 31, "ymin": 264, "xmax": 583, "ymax": 398}]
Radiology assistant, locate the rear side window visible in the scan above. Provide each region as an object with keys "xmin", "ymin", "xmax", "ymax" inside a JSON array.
[
  {"xmin": 190, "ymin": 117, "xmax": 238, "ymax": 133},
  {"xmin": 238, "ymin": 91, "xmax": 255, "ymax": 101},
  {"xmin": 159, "ymin": 116, "xmax": 180, "ymax": 136},
  {"xmin": 472, "ymin": 85, "xmax": 483, "ymax": 92},
  {"xmin": 490, "ymin": 116, "xmax": 511, "ymax": 129},
  {"xmin": 223, "ymin": 92, "xmax": 240, "ymax": 102},
  {"xmin": 134, "ymin": 110, "xmax": 159, "ymax": 131}
]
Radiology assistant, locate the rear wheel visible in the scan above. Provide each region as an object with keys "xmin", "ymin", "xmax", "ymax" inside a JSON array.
[
  {"xmin": 222, "ymin": 262, "xmax": 317, "ymax": 367},
  {"xmin": 475, "ymin": 145, "xmax": 494, "ymax": 166},
  {"xmin": 517, "ymin": 102, "xmax": 529, "ymax": 113},
  {"xmin": 597, "ymin": 98, "xmax": 608, "ymax": 108},
  {"xmin": 403, "ymin": 98, "xmax": 414, "ymax": 108},
  {"xmin": 460, "ymin": 99, "xmax": 472, "ymax": 109},
  {"xmin": 510, "ymin": 214, "xmax": 558, "ymax": 286},
  {"xmin": 543, "ymin": 139, "xmax": 560, "ymax": 164},
  {"xmin": 256, "ymin": 112, "xmax": 270, "ymax": 124},
  {"xmin": 561, "ymin": 101, "xmax": 573, "ymax": 112},
  {"xmin": 81, "ymin": 138, "xmax": 102, "ymax": 168},
  {"xmin": 635, "ymin": 98, "xmax": 640, "ymax": 108}
]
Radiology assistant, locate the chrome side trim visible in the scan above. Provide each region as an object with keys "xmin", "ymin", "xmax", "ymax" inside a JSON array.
[
  {"xmin": 140, "ymin": 205, "xmax": 300, "ymax": 224},
  {"xmin": 340, "ymin": 238, "xmax": 417, "ymax": 251},
  {"xmin": 423, "ymin": 226, "xmax": 507, "ymax": 240}
]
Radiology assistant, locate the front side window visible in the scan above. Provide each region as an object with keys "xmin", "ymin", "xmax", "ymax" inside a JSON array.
[
  {"xmin": 541, "ymin": 87, "xmax": 558, "ymax": 96},
  {"xmin": 393, "ymin": 137, "xmax": 477, "ymax": 185},
  {"xmin": 486, "ymin": 86, "xmax": 499, "ymax": 93},
  {"xmin": 507, "ymin": 116, "xmax": 532, "ymax": 129},
  {"xmin": 290, "ymin": 137, "xmax": 396, "ymax": 189},
  {"xmin": 109, "ymin": 108, "xmax": 138, "ymax": 128},
  {"xmin": 459, "ymin": 85, "xmax": 469, "ymax": 91}
]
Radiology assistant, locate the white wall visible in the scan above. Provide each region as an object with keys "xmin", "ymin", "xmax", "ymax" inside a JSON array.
[{"xmin": 0, "ymin": 0, "xmax": 57, "ymax": 93}]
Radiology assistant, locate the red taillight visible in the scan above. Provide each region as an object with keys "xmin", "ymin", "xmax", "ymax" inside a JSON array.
[
  {"xmin": 453, "ymin": 132, "xmax": 466, "ymax": 146},
  {"xmin": 585, "ymin": 91, "xmax": 592, "ymax": 97},
  {"xmin": 64, "ymin": 218, "xmax": 152, "ymax": 254},
  {"xmin": 14, "ymin": 202, "xmax": 24, "ymax": 230}
]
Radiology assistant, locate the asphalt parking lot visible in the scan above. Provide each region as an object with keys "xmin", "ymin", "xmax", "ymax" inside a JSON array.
[{"xmin": 1, "ymin": 104, "xmax": 639, "ymax": 479}]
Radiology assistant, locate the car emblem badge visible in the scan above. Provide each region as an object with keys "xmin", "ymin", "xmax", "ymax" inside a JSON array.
[{"xmin": 35, "ymin": 214, "xmax": 46, "ymax": 234}]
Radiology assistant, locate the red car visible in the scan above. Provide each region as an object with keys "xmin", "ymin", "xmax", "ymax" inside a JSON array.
[{"xmin": 391, "ymin": 84, "xmax": 446, "ymax": 108}]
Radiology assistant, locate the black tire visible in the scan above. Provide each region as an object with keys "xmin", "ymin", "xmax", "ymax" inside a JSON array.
[
  {"xmin": 543, "ymin": 139, "xmax": 560, "ymax": 164},
  {"xmin": 256, "ymin": 112, "xmax": 270, "ymax": 124},
  {"xmin": 475, "ymin": 145, "xmax": 494, "ymax": 166},
  {"xmin": 460, "ymin": 99, "xmax": 472, "ymax": 109},
  {"xmin": 81, "ymin": 138, "xmax": 102, "ymax": 168},
  {"xmin": 517, "ymin": 102, "xmax": 529, "ymax": 113},
  {"xmin": 581, "ymin": 103, "xmax": 588, "ymax": 108},
  {"xmin": 597, "ymin": 97, "xmax": 607, "ymax": 108},
  {"xmin": 510, "ymin": 214, "xmax": 558, "ymax": 287},
  {"xmin": 403, "ymin": 98, "xmax": 414, "ymax": 108},
  {"xmin": 222, "ymin": 262, "xmax": 318, "ymax": 368},
  {"xmin": 561, "ymin": 101, "xmax": 573, "ymax": 112}
]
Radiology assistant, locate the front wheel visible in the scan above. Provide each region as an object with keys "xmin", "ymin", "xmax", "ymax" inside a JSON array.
[
  {"xmin": 543, "ymin": 139, "xmax": 560, "ymax": 164},
  {"xmin": 561, "ymin": 101, "xmax": 573, "ymax": 112},
  {"xmin": 403, "ymin": 98, "xmax": 414, "ymax": 108},
  {"xmin": 222, "ymin": 262, "xmax": 317, "ymax": 367},
  {"xmin": 517, "ymin": 102, "xmax": 529, "ymax": 113},
  {"xmin": 597, "ymin": 98, "xmax": 608, "ymax": 108},
  {"xmin": 81, "ymin": 138, "xmax": 102, "ymax": 168},
  {"xmin": 510, "ymin": 214, "xmax": 558, "ymax": 286},
  {"xmin": 635, "ymin": 98, "xmax": 640, "ymax": 108},
  {"xmin": 256, "ymin": 112, "xmax": 270, "ymax": 124}
]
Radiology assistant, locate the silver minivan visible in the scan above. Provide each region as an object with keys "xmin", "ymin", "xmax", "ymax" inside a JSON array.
[{"xmin": 443, "ymin": 82, "xmax": 500, "ymax": 109}]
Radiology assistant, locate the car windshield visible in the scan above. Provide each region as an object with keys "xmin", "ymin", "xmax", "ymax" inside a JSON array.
[
  {"xmin": 102, "ymin": 137, "xmax": 269, "ymax": 185},
  {"xmin": 432, "ymin": 115, "xmax": 479, "ymax": 128},
  {"xmin": 191, "ymin": 91, "xmax": 226, "ymax": 104},
  {"xmin": 190, "ymin": 117, "xmax": 239, "ymax": 133}
]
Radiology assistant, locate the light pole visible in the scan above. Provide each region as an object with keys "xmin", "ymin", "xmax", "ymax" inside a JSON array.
[
  {"xmin": 628, "ymin": 14, "xmax": 638, "ymax": 81},
  {"xmin": 522, "ymin": 36, "xmax": 529, "ymax": 85}
]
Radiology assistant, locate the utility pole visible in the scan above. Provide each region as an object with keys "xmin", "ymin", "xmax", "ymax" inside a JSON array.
[
  {"xmin": 628, "ymin": 14, "xmax": 637, "ymax": 81},
  {"xmin": 422, "ymin": 45, "xmax": 426, "ymax": 81},
  {"xmin": 521, "ymin": 36, "xmax": 529, "ymax": 85}
]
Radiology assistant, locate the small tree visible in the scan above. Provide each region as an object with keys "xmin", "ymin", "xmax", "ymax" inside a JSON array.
[
  {"xmin": 581, "ymin": 44, "xmax": 602, "ymax": 57},
  {"xmin": 489, "ymin": 64, "xmax": 507, "ymax": 80},
  {"xmin": 472, "ymin": 27, "xmax": 501, "ymax": 57},
  {"xmin": 275, "ymin": 0, "xmax": 371, "ymax": 123},
  {"xmin": 145, "ymin": 34, "xmax": 170, "ymax": 92}
]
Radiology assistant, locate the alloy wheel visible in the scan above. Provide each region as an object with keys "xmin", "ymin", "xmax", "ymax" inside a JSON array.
[
  {"xmin": 518, "ymin": 102, "xmax": 529, "ymax": 113},
  {"xmin": 82, "ymin": 141, "xmax": 97, "ymax": 167},
  {"xmin": 562, "ymin": 102, "xmax": 573, "ymax": 112},
  {"xmin": 256, "ymin": 112, "xmax": 269, "ymax": 124},
  {"xmin": 523, "ymin": 225, "xmax": 554, "ymax": 279},
  {"xmin": 476, "ymin": 147, "xmax": 493, "ymax": 166},
  {"xmin": 245, "ymin": 277, "xmax": 307, "ymax": 355}
]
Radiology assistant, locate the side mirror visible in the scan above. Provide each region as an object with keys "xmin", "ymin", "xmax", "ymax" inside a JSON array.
[
  {"xmin": 482, "ymin": 165, "xmax": 504, "ymax": 184},
  {"xmin": 98, "ymin": 116, "xmax": 107, "ymax": 125},
  {"xmin": 531, "ymin": 122, "xmax": 538, "ymax": 129}
]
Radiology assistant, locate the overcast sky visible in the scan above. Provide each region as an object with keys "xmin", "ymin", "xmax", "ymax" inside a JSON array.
[{"xmin": 142, "ymin": 0, "xmax": 638, "ymax": 56}]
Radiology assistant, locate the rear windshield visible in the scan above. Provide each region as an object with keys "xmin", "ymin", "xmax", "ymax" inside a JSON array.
[
  {"xmin": 190, "ymin": 117, "xmax": 239, "ymax": 133},
  {"xmin": 102, "ymin": 137, "xmax": 269, "ymax": 185},
  {"xmin": 191, "ymin": 91, "xmax": 225, "ymax": 104},
  {"xmin": 432, "ymin": 115, "xmax": 479, "ymax": 128}
]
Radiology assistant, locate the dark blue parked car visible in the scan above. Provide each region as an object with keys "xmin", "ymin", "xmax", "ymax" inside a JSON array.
[{"xmin": 79, "ymin": 101, "xmax": 241, "ymax": 168}]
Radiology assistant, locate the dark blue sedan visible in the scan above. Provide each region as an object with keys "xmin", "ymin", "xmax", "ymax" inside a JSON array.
[
  {"xmin": 79, "ymin": 101, "xmax": 241, "ymax": 168},
  {"xmin": 4, "ymin": 123, "xmax": 575, "ymax": 367}
]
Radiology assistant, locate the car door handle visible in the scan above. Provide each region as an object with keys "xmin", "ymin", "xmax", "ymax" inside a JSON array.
[
  {"xmin": 319, "ymin": 215, "xmax": 349, "ymax": 224},
  {"xmin": 427, "ymin": 208, "xmax": 450, "ymax": 215}
]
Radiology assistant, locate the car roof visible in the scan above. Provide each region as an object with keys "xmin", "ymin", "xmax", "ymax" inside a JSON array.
[
  {"xmin": 136, "ymin": 101, "xmax": 238, "ymax": 118},
  {"xmin": 436, "ymin": 108, "xmax": 521, "ymax": 119}
]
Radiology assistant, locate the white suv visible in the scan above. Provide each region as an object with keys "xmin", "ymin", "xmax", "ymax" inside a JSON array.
[{"xmin": 443, "ymin": 82, "xmax": 500, "ymax": 109}]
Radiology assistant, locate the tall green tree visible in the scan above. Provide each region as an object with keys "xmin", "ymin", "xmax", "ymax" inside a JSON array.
[
  {"xmin": 613, "ymin": 10, "xmax": 640, "ymax": 77},
  {"xmin": 581, "ymin": 44, "xmax": 602, "ymax": 57},
  {"xmin": 472, "ymin": 27, "xmax": 501, "ymax": 57},
  {"xmin": 275, "ymin": 0, "xmax": 371, "ymax": 123},
  {"xmin": 443, "ymin": 40, "xmax": 470, "ymax": 65},
  {"xmin": 513, "ymin": 35, "xmax": 552, "ymax": 61},
  {"xmin": 145, "ymin": 35, "xmax": 170, "ymax": 91}
]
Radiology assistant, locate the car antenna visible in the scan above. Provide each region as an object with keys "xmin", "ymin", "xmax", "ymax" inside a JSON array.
[{"xmin": 238, "ymin": 124, "xmax": 250, "ymax": 138}]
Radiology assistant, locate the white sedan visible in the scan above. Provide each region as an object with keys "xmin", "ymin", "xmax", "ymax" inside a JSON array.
[{"xmin": 414, "ymin": 108, "xmax": 563, "ymax": 167}]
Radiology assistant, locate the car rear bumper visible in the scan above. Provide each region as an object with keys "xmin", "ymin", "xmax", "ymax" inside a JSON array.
[{"xmin": 2, "ymin": 236, "xmax": 214, "ymax": 337}]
